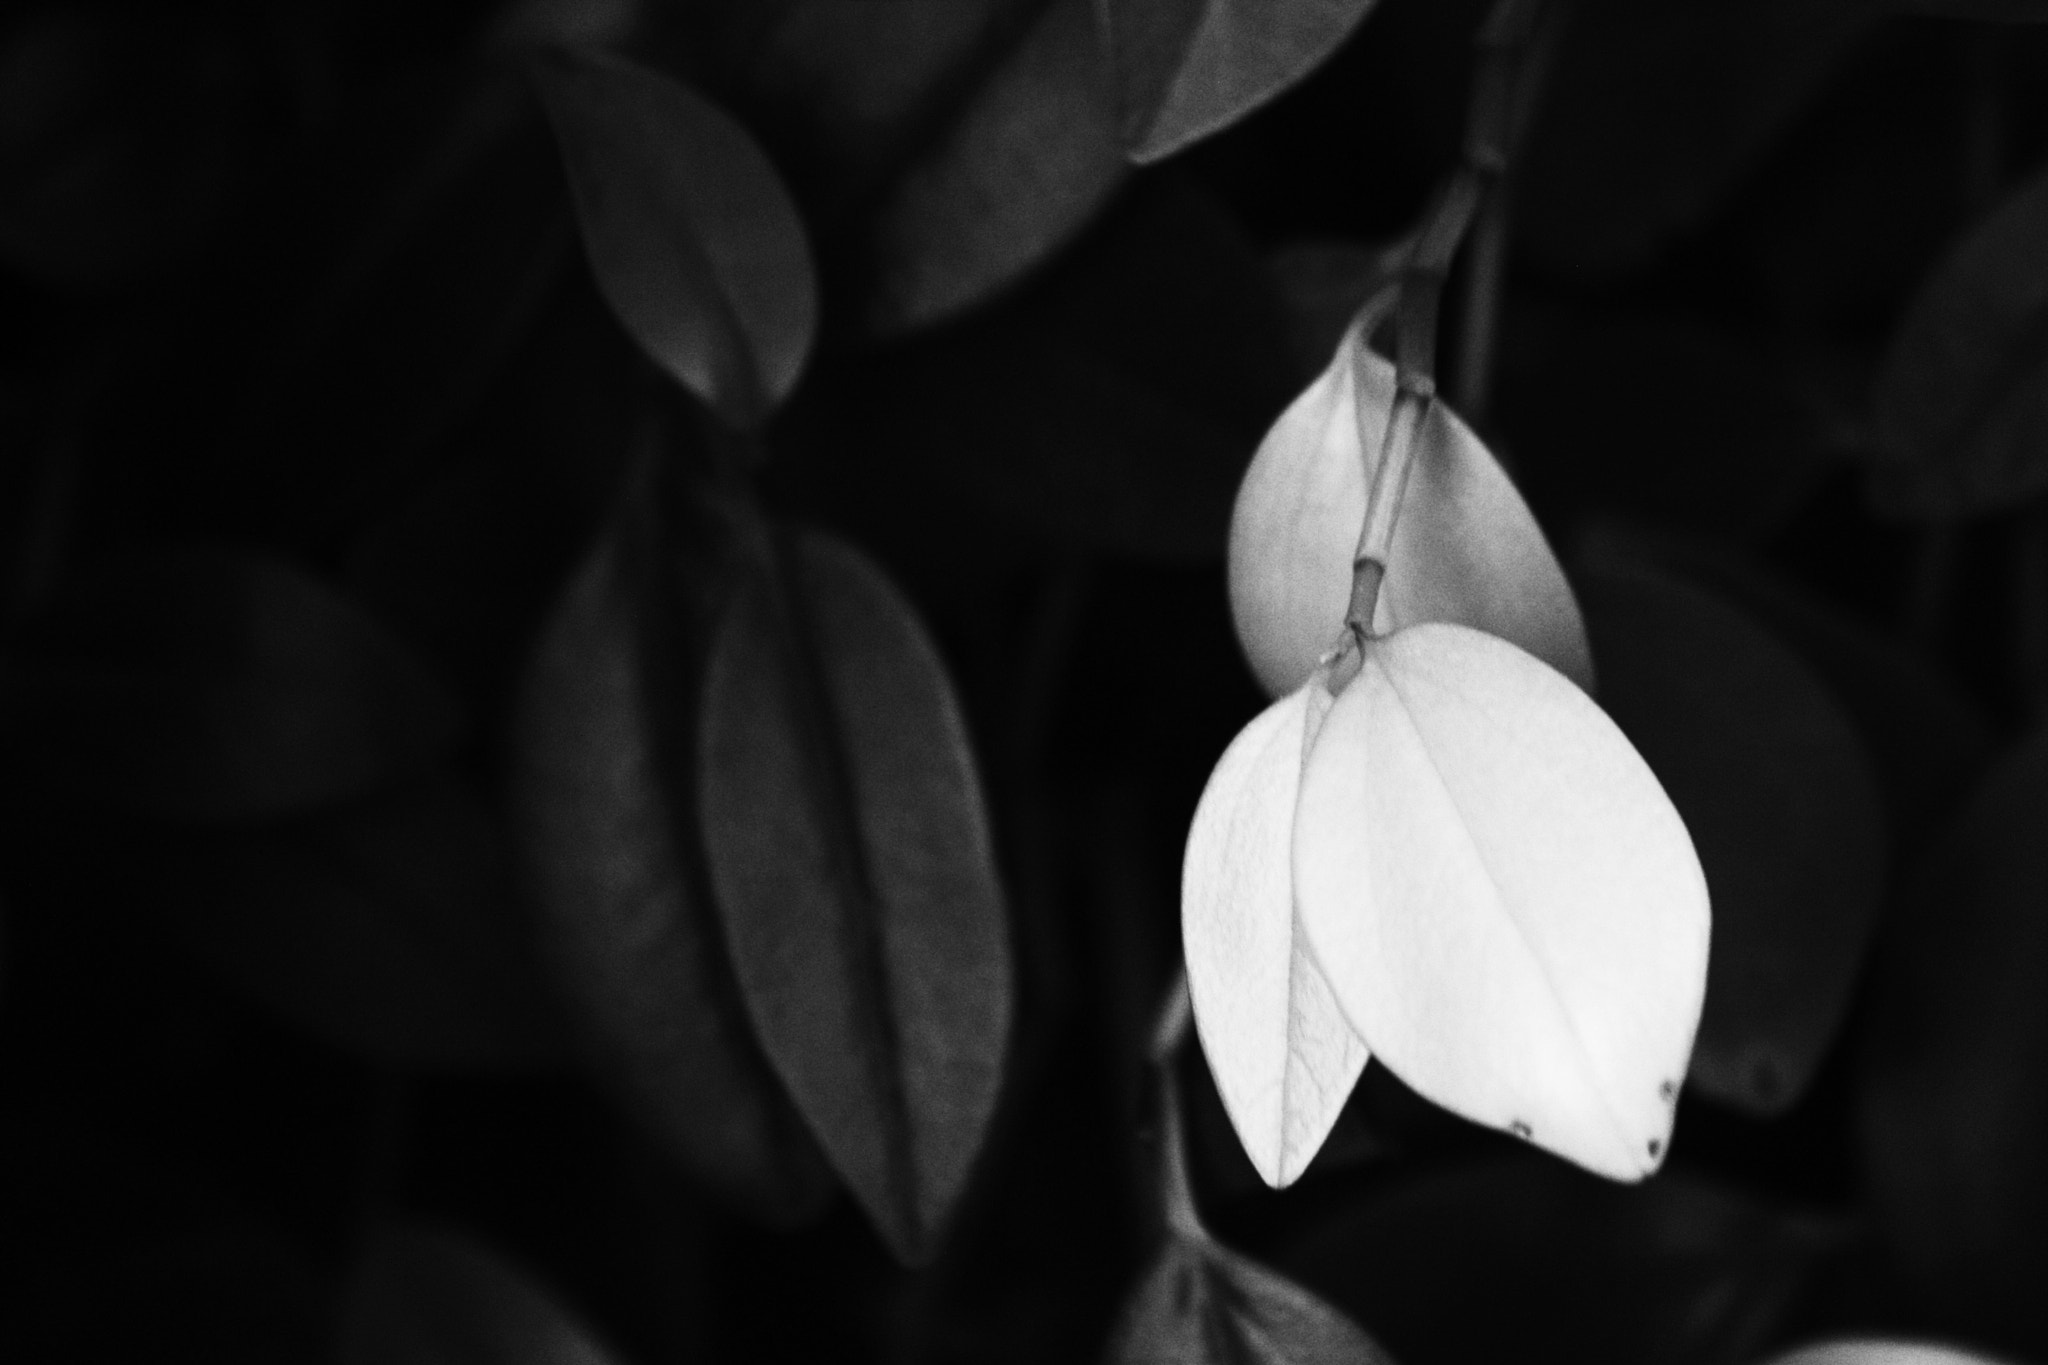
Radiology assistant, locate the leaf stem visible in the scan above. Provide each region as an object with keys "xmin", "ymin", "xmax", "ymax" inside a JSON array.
[
  {"xmin": 1337, "ymin": 0, "xmax": 1549, "ymax": 669},
  {"xmin": 1145, "ymin": 972, "xmax": 1206, "ymax": 1241}
]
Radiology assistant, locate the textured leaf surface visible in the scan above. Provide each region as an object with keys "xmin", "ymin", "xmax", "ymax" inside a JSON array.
[
  {"xmin": 338, "ymin": 1223, "xmax": 621, "ymax": 1365},
  {"xmin": 657, "ymin": 0, "xmax": 1124, "ymax": 335},
  {"xmin": 1295, "ymin": 625, "xmax": 1708, "ymax": 1179},
  {"xmin": 1276, "ymin": 1157, "xmax": 1839, "ymax": 1365},
  {"xmin": 536, "ymin": 48, "xmax": 815, "ymax": 426},
  {"xmin": 1108, "ymin": 1233, "xmax": 1396, "ymax": 1364},
  {"xmin": 699, "ymin": 529, "xmax": 1011, "ymax": 1262},
  {"xmin": 1183, "ymin": 683, "xmax": 1367, "ymax": 1188},
  {"xmin": 1230, "ymin": 327, "xmax": 1591, "ymax": 698},
  {"xmin": 1519, "ymin": 0, "xmax": 1872, "ymax": 278},
  {"xmin": 1868, "ymin": 165, "xmax": 2048, "ymax": 517},
  {"xmin": 0, "ymin": 547, "xmax": 460, "ymax": 824},
  {"xmin": 1579, "ymin": 559, "xmax": 1885, "ymax": 1115},
  {"xmin": 1097, "ymin": 0, "xmax": 1380, "ymax": 163},
  {"xmin": 170, "ymin": 777, "xmax": 564, "ymax": 1071},
  {"xmin": 853, "ymin": 0, "xmax": 1127, "ymax": 333},
  {"xmin": 512, "ymin": 515, "xmax": 832, "ymax": 1222},
  {"xmin": 1858, "ymin": 726, "xmax": 2048, "ymax": 1353}
]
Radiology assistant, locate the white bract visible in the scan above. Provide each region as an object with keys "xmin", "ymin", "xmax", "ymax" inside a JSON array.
[
  {"xmin": 1227, "ymin": 323, "xmax": 1593, "ymax": 698},
  {"xmin": 1187, "ymin": 328, "xmax": 1709, "ymax": 1187},
  {"xmin": 1182, "ymin": 679, "xmax": 1367, "ymax": 1188},
  {"xmin": 1762, "ymin": 1342, "xmax": 2018, "ymax": 1365}
]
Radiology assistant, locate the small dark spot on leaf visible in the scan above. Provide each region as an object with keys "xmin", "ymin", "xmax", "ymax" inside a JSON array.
[
  {"xmin": 1647, "ymin": 1138, "xmax": 1662, "ymax": 1158},
  {"xmin": 1658, "ymin": 1080, "xmax": 1677, "ymax": 1103},
  {"xmin": 1508, "ymin": 1120, "xmax": 1533, "ymax": 1140}
]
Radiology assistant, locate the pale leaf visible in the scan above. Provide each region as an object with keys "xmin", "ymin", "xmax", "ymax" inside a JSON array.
[
  {"xmin": 1183, "ymin": 682, "xmax": 1369, "ymax": 1188},
  {"xmin": 1295, "ymin": 624, "xmax": 1708, "ymax": 1181},
  {"xmin": 1228, "ymin": 327, "xmax": 1591, "ymax": 699},
  {"xmin": 1762, "ymin": 1343, "xmax": 2020, "ymax": 1365}
]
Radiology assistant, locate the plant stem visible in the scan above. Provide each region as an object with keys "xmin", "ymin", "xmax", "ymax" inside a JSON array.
[
  {"xmin": 1337, "ymin": 0, "xmax": 1549, "ymax": 672},
  {"xmin": 1454, "ymin": 194, "xmax": 1509, "ymax": 423},
  {"xmin": 1147, "ymin": 974, "xmax": 1206, "ymax": 1243}
]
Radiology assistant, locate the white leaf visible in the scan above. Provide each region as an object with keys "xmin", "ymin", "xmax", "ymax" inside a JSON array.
[
  {"xmin": 1183, "ymin": 682, "xmax": 1370, "ymax": 1188},
  {"xmin": 1227, "ymin": 327, "xmax": 1592, "ymax": 699},
  {"xmin": 1294, "ymin": 624, "xmax": 1708, "ymax": 1181},
  {"xmin": 1762, "ymin": 1342, "xmax": 2019, "ymax": 1365}
]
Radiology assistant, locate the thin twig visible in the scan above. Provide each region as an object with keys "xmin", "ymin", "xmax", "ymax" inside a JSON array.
[
  {"xmin": 1147, "ymin": 974, "xmax": 1205, "ymax": 1242},
  {"xmin": 1335, "ymin": 0, "xmax": 1551, "ymax": 679}
]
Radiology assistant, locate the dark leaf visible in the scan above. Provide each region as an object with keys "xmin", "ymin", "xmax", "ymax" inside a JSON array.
[
  {"xmin": 1578, "ymin": 556, "xmax": 1887, "ymax": 1115},
  {"xmin": 536, "ymin": 48, "xmax": 816, "ymax": 426},
  {"xmin": 856, "ymin": 0, "xmax": 1127, "ymax": 333},
  {"xmin": 1594, "ymin": 526, "xmax": 1992, "ymax": 865},
  {"xmin": 698, "ymin": 526, "xmax": 1012, "ymax": 1262},
  {"xmin": 1858, "ymin": 725, "xmax": 2048, "ymax": 1355},
  {"xmin": 511, "ymin": 503, "xmax": 834, "ymax": 1224},
  {"xmin": 167, "ymin": 776, "xmax": 565, "ymax": 1072},
  {"xmin": 337, "ymin": 1222, "xmax": 623, "ymax": 1365},
  {"xmin": 1, "ymin": 547, "xmax": 461, "ymax": 824},
  {"xmin": 1095, "ymin": 0, "xmax": 1380, "ymax": 163},
  {"xmin": 1499, "ymin": 309, "xmax": 1834, "ymax": 541},
  {"xmin": 1867, "ymin": 165, "xmax": 2048, "ymax": 518},
  {"xmin": 1108, "ymin": 1233, "xmax": 1396, "ymax": 1364},
  {"xmin": 805, "ymin": 175, "xmax": 1301, "ymax": 561},
  {"xmin": 646, "ymin": 0, "xmax": 1125, "ymax": 333},
  {"xmin": 1518, "ymin": 0, "xmax": 1873, "ymax": 278},
  {"xmin": 1273, "ymin": 1158, "xmax": 1841, "ymax": 1365}
]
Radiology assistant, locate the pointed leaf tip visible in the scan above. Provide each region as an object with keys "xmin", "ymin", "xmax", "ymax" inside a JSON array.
[
  {"xmin": 1184, "ymin": 683, "xmax": 1368, "ymax": 1187},
  {"xmin": 1295, "ymin": 625, "xmax": 1708, "ymax": 1181},
  {"xmin": 536, "ymin": 48, "xmax": 815, "ymax": 426},
  {"xmin": 1109, "ymin": 1233, "xmax": 1397, "ymax": 1364},
  {"xmin": 1229, "ymin": 329, "xmax": 1591, "ymax": 700},
  {"xmin": 698, "ymin": 529, "xmax": 1012, "ymax": 1261}
]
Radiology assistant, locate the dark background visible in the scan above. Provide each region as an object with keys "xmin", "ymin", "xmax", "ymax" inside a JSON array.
[{"xmin": 5, "ymin": 1, "xmax": 2048, "ymax": 1361}]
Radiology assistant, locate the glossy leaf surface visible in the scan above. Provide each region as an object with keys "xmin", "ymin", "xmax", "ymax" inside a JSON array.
[
  {"xmin": 1096, "ymin": 0, "xmax": 1380, "ymax": 163},
  {"xmin": 699, "ymin": 529, "xmax": 1011, "ymax": 1262},
  {"xmin": 0, "ymin": 547, "xmax": 460, "ymax": 824},
  {"xmin": 1868, "ymin": 165, "xmax": 2048, "ymax": 517},
  {"xmin": 512, "ymin": 513, "xmax": 832, "ymax": 1223},
  {"xmin": 1296, "ymin": 624, "xmax": 1708, "ymax": 1180},
  {"xmin": 1183, "ymin": 682, "xmax": 1368, "ymax": 1188},
  {"xmin": 1579, "ymin": 559, "xmax": 1885, "ymax": 1115},
  {"xmin": 338, "ymin": 1222, "xmax": 621, "ymax": 1365},
  {"xmin": 1229, "ymin": 327, "xmax": 1591, "ymax": 698},
  {"xmin": 536, "ymin": 48, "xmax": 815, "ymax": 426},
  {"xmin": 1109, "ymin": 1233, "xmax": 1396, "ymax": 1364}
]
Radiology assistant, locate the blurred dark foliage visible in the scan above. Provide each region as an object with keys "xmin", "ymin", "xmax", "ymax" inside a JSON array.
[{"xmin": 6, "ymin": 0, "xmax": 2048, "ymax": 1362}]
